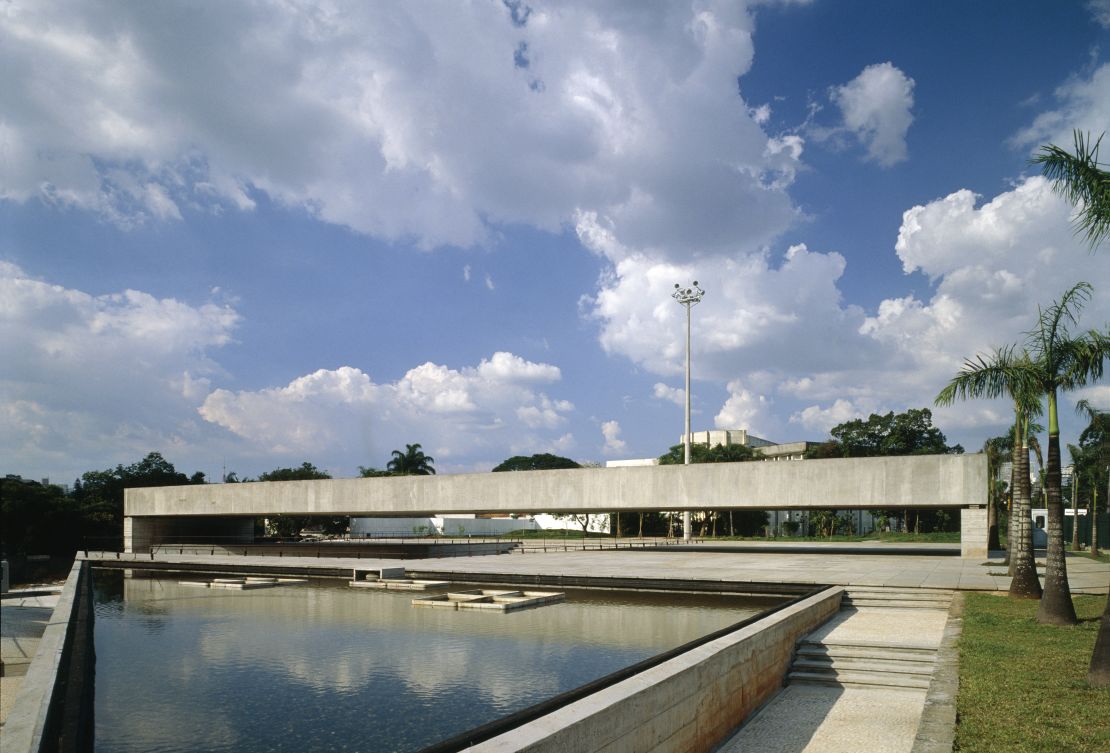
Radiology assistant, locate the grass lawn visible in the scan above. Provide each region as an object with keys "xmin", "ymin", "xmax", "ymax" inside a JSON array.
[
  {"xmin": 1071, "ymin": 549, "xmax": 1110, "ymax": 564},
  {"xmin": 956, "ymin": 592, "xmax": 1110, "ymax": 753}
]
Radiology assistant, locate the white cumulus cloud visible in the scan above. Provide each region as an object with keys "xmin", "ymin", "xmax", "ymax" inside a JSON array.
[
  {"xmin": 828, "ymin": 62, "xmax": 915, "ymax": 166},
  {"xmin": 652, "ymin": 383, "xmax": 685, "ymax": 406},
  {"xmin": 199, "ymin": 352, "xmax": 574, "ymax": 472},
  {"xmin": 0, "ymin": 0, "xmax": 802, "ymax": 258},
  {"xmin": 0, "ymin": 262, "xmax": 239, "ymax": 481},
  {"xmin": 1011, "ymin": 62, "xmax": 1110, "ymax": 154},
  {"xmin": 600, "ymin": 419, "xmax": 627, "ymax": 455}
]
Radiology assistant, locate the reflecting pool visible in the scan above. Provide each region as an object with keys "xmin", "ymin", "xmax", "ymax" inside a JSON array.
[{"xmin": 92, "ymin": 569, "xmax": 783, "ymax": 753}]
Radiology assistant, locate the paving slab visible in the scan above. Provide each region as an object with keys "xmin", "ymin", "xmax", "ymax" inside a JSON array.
[
  {"xmin": 0, "ymin": 590, "xmax": 61, "ymax": 727},
  {"xmin": 718, "ymin": 685, "xmax": 926, "ymax": 753},
  {"xmin": 807, "ymin": 608, "xmax": 948, "ymax": 649}
]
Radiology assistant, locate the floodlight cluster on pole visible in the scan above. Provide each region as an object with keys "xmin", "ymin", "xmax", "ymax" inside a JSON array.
[{"xmin": 673, "ymin": 281, "xmax": 705, "ymax": 541}]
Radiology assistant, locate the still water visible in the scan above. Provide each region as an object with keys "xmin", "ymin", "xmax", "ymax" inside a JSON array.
[{"xmin": 92, "ymin": 569, "xmax": 782, "ymax": 753}]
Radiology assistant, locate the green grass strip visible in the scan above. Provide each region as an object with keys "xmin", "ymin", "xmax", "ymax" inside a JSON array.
[{"xmin": 956, "ymin": 593, "xmax": 1109, "ymax": 752}]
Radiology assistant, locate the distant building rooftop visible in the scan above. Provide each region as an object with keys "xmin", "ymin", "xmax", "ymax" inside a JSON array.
[{"xmin": 604, "ymin": 429, "xmax": 818, "ymax": 467}]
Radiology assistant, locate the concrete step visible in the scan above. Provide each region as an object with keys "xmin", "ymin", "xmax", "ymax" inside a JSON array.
[
  {"xmin": 844, "ymin": 592, "xmax": 952, "ymax": 602},
  {"xmin": 843, "ymin": 598, "xmax": 951, "ymax": 609},
  {"xmin": 796, "ymin": 644, "xmax": 937, "ymax": 665},
  {"xmin": 0, "ymin": 658, "xmax": 31, "ymax": 677},
  {"xmin": 846, "ymin": 587, "xmax": 954, "ymax": 596},
  {"xmin": 797, "ymin": 638, "xmax": 938, "ymax": 657},
  {"xmin": 787, "ymin": 668, "xmax": 932, "ymax": 690},
  {"xmin": 792, "ymin": 656, "xmax": 935, "ymax": 676},
  {"xmin": 842, "ymin": 589, "xmax": 952, "ymax": 609}
]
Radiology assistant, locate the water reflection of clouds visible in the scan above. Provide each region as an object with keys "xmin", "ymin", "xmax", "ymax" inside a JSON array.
[
  {"xmin": 98, "ymin": 573, "xmax": 762, "ymax": 751},
  {"xmin": 100, "ymin": 701, "xmax": 239, "ymax": 753}
]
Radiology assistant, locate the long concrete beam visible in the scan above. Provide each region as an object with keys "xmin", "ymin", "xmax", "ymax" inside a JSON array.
[{"xmin": 125, "ymin": 453, "xmax": 986, "ymax": 518}]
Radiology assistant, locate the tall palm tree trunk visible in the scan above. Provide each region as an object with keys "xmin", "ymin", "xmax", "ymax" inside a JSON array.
[
  {"xmin": 1036, "ymin": 396, "xmax": 1078, "ymax": 624},
  {"xmin": 1005, "ymin": 481, "xmax": 1016, "ymax": 569},
  {"xmin": 1010, "ymin": 413, "xmax": 1042, "ymax": 598},
  {"xmin": 1091, "ymin": 588, "xmax": 1110, "ymax": 687},
  {"xmin": 985, "ymin": 445, "xmax": 1002, "ymax": 551},
  {"xmin": 987, "ymin": 483, "xmax": 1002, "ymax": 551},
  {"xmin": 1071, "ymin": 473, "xmax": 1079, "ymax": 550}
]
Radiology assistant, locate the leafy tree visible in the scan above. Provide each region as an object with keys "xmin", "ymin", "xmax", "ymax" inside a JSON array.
[
  {"xmin": 72, "ymin": 451, "xmax": 203, "ymax": 545},
  {"xmin": 386, "ymin": 443, "xmax": 436, "ymax": 475},
  {"xmin": 936, "ymin": 346, "xmax": 1044, "ymax": 598},
  {"xmin": 1074, "ymin": 400, "xmax": 1110, "ymax": 686},
  {"xmin": 492, "ymin": 453, "xmax": 581, "ymax": 472},
  {"xmin": 658, "ymin": 442, "xmax": 755, "ymax": 465},
  {"xmin": 1, "ymin": 476, "xmax": 82, "ymax": 558},
  {"xmin": 820, "ymin": 408, "xmax": 960, "ymax": 458},
  {"xmin": 358, "ymin": 466, "xmax": 394, "ymax": 478},
  {"xmin": 257, "ymin": 462, "xmax": 331, "ymax": 482},
  {"xmin": 1032, "ymin": 130, "xmax": 1109, "ymax": 249},
  {"xmin": 1073, "ymin": 399, "xmax": 1109, "ymax": 552}
]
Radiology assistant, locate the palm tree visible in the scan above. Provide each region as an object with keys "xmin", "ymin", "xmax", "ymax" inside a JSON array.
[
  {"xmin": 1074, "ymin": 399, "xmax": 1110, "ymax": 686},
  {"xmin": 982, "ymin": 435, "xmax": 1009, "ymax": 551},
  {"xmin": 386, "ymin": 443, "xmax": 437, "ymax": 475},
  {"xmin": 936, "ymin": 346, "xmax": 1042, "ymax": 598},
  {"xmin": 1031, "ymin": 130, "xmax": 1109, "ymax": 250},
  {"xmin": 1024, "ymin": 282, "xmax": 1107, "ymax": 625}
]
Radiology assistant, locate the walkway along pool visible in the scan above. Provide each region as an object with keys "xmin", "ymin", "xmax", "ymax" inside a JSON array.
[{"xmin": 90, "ymin": 569, "xmax": 796, "ymax": 753}]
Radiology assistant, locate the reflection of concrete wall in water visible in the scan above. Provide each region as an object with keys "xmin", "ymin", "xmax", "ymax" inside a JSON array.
[
  {"xmin": 350, "ymin": 514, "xmax": 609, "ymax": 537},
  {"xmin": 120, "ymin": 576, "xmax": 760, "ymax": 650}
]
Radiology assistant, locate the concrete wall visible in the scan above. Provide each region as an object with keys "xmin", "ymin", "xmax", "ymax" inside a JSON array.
[
  {"xmin": 125, "ymin": 453, "xmax": 986, "ymax": 518},
  {"xmin": 960, "ymin": 507, "xmax": 988, "ymax": 558},
  {"xmin": 0, "ymin": 561, "xmax": 93, "ymax": 753},
  {"xmin": 124, "ymin": 516, "xmax": 254, "ymax": 553},
  {"xmin": 469, "ymin": 587, "xmax": 843, "ymax": 753}
]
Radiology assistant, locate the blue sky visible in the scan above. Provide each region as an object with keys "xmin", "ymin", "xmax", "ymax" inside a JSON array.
[{"xmin": 3, "ymin": 0, "xmax": 1109, "ymax": 484}]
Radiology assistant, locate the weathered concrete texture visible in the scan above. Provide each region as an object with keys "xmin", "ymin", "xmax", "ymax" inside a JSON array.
[
  {"xmin": 0, "ymin": 562, "xmax": 84, "ymax": 753},
  {"xmin": 468, "ymin": 588, "xmax": 843, "ymax": 753},
  {"xmin": 0, "ymin": 590, "xmax": 61, "ymax": 727},
  {"xmin": 718, "ymin": 685, "xmax": 927, "ymax": 753},
  {"xmin": 959, "ymin": 508, "xmax": 987, "ymax": 559},
  {"xmin": 911, "ymin": 593, "xmax": 964, "ymax": 753},
  {"xmin": 125, "ymin": 453, "xmax": 987, "ymax": 518},
  {"xmin": 720, "ymin": 593, "xmax": 957, "ymax": 753},
  {"xmin": 124, "ymin": 515, "xmax": 253, "ymax": 553},
  {"xmin": 806, "ymin": 608, "xmax": 948, "ymax": 649}
]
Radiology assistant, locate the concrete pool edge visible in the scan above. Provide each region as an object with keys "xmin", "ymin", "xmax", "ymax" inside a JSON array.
[
  {"xmin": 462, "ymin": 586, "xmax": 843, "ymax": 753},
  {"xmin": 0, "ymin": 560, "xmax": 94, "ymax": 753}
]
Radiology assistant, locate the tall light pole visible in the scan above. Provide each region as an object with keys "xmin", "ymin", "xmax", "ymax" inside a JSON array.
[{"xmin": 673, "ymin": 281, "xmax": 705, "ymax": 542}]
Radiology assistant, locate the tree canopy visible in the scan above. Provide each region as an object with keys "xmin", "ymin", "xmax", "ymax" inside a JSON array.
[
  {"xmin": 806, "ymin": 408, "xmax": 962, "ymax": 458},
  {"xmin": 492, "ymin": 453, "xmax": 581, "ymax": 472},
  {"xmin": 257, "ymin": 462, "xmax": 331, "ymax": 482},
  {"xmin": 658, "ymin": 442, "xmax": 756, "ymax": 464},
  {"xmin": 386, "ymin": 443, "xmax": 436, "ymax": 475},
  {"xmin": 71, "ymin": 451, "xmax": 205, "ymax": 539}
]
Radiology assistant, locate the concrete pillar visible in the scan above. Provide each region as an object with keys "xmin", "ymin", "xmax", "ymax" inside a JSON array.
[
  {"xmin": 123, "ymin": 516, "xmax": 155, "ymax": 553},
  {"xmin": 960, "ymin": 506, "xmax": 988, "ymax": 559}
]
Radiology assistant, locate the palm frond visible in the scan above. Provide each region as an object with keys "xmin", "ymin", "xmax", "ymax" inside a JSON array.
[
  {"xmin": 934, "ymin": 346, "xmax": 1041, "ymax": 407},
  {"xmin": 1031, "ymin": 130, "xmax": 1110, "ymax": 249}
]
